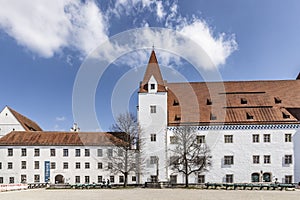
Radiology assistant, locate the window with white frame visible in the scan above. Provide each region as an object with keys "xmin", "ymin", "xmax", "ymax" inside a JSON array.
[
  {"xmin": 150, "ymin": 134, "xmax": 156, "ymax": 142},
  {"xmin": 285, "ymin": 155, "xmax": 292, "ymax": 164},
  {"xmin": 264, "ymin": 155, "xmax": 271, "ymax": 164},
  {"xmin": 224, "ymin": 135, "xmax": 233, "ymax": 143},
  {"xmin": 197, "ymin": 135, "xmax": 205, "ymax": 144},
  {"xmin": 253, "ymin": 155, "xmax": 260, "ymax": 164},
  {"xmin": 263, "ymin": 134, "xmax": 271, "ymax": 143},
  {"xmin": 150, "ymin": 105, "xmax": 156, "ymax": 113},
  {"xmin": 252, "ymin": 134, "xmax": 259, "ymax": 143},
  {"xmin": 285, "ymin": 134, "xmax": 292, "ymax": 142},
  {"xmin": 224, "ymin": 156, "xmax": 234, "ymax": 165}
]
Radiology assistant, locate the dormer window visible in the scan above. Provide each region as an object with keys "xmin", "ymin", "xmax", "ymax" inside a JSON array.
[
  {"xmin": 274, "ymin": 97, "xmax": 281, "ymax": 104},
  {"xmin": 282, "ymin": 112, "xmax": 290, "ymax": 119},
  {"xmin": 150, "ymin": 84, "xmax": 155, "ymax": 90},
  {"xmin": 246, "ymin": 112, "xmax": 253, "ymax": 120},
  {"xmin": 173, "ymin": 100, "xmax": 179, "ymax": 106},
  {"xmin": 210, "ymin": 113, "xmax": 217, "ymax": 120},
  {"xmin": 207, "ymin": 99, "xmax": 212, "ymax": 105},
  {"xmin": 175, "ymin": 115, "xmax": 181, "ymax": 121},
  {"xmin": 241, "ymin": 98, "xmax": 247, "ymax": 104}
]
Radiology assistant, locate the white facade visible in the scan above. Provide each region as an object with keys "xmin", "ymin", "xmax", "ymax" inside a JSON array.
[
  {"xmin": 0, "ymin": 146, "xmax": 137, "ymax": 185},
  {"xmin": 0, "ymin": 107, "xmax": 25, "ymax": 138},
  {"xmin": 138, "ymin": 76, "xmax": 168, "ymax": 183},
  {"xmin": 165, "ymin": 125, "xmax": 299, "ymax": 184}
]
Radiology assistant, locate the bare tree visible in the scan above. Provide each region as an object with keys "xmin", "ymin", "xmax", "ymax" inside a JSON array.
[
  {"xmin": 169, "ymin": 126, "xmax": 211, "ymax": 188},
  {"xmin": 108, "ymin": 112, "xmax": 143, "ymax": 187}
]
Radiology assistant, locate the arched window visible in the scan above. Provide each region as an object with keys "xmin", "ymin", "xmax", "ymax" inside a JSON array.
[
  {"xmin": 263, "ymin": 172, "xmax": 271, "ymax": 182},
  {"xmin": 251, "ymin": 173, "xmax": 260, "ymax": 182}
]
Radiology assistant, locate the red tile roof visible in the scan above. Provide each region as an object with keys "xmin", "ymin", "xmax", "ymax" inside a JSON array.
[
  {"xmin": 139, "ymin": 50, "xmax": 167, "ymax": 93},
  {"xmin": 7, "ymin": 106, "xmax": 42, "ymax": 131},
  {"xmin": 167, "ymin": 80, "xmax": 300, "ymax": 125},
  {"xmin": 0, "ymin": 131, "xmax": 127, "ymax": 146}
]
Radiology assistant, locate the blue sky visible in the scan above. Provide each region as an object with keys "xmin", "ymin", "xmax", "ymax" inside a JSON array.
[{"xmin": 0, "ymin": 0, "xmax": 300, "ymax": 131}]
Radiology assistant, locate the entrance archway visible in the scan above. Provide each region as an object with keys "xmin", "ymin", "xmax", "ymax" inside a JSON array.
[
  {"xmin": 55, "ymin": 174, "xmax": 64, "ymax": 184},
  {"xmin": 251, "ymin": 173, "xmax": 260, "ymax": 182},
  {"xmin": 263, "ymin": 172, "xmax": 271, "ymax": 182}
]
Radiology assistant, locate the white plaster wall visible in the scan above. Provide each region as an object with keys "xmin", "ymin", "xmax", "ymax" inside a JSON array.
[
  {"xmin": 0, "ymin": 107, "xmax": 25, "ymax": 138},
  {"xmin": 0, "ymin": 146, "xmax": 137, "ymax": 185},
  {"xmin": 138, "ymin": 92, "xmax": 168, "ymax": 183},
  {"xmin": 167, "ymin": 126, "xmax": 297, "ymax": 184}
]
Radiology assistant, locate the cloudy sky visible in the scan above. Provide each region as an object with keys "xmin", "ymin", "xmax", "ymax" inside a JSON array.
[{"xmin": 0, "ymin": 0, "xmax": 300, "ymax": 131}]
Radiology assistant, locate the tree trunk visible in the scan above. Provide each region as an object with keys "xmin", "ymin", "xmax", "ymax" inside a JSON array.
[
  {"xmin": 124, "ymin": 172, "xmax": 128, "ymax": 187},
  {"xmin": 185, "ymin": 158, "xmax": 189, "ymax": 188}
]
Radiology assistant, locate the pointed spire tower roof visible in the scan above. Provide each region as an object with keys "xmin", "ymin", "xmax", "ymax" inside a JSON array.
[{"xmin": 139, "ymin": 50, "xmax": 167, "ymax": 92}]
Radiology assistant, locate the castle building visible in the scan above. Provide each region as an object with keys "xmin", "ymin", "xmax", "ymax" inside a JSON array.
[
  {"xmin": 1, "ymin": 50, "xmax": 300, "ymax": 185},
  {"xmin": 138, "ymin": 50, "xmax": 300, "ymax": 184}
]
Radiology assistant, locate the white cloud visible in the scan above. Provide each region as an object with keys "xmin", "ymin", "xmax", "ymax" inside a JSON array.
[
  {"xmin": 56, "ymin": 116, "xmax": 66, "ymax": 121},
  {"xmin": 0, "ymin": 0, "xmax": 108, "ymax": 58},
  {"xmin": 177, "ymin": 19, "xmax": 238, "ymax": 66},
  {"xmin": 0, "ymin": 0, "xmax": 237, "ymax": 68}
]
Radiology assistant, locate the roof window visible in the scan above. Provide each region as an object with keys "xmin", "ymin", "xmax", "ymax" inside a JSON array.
[
  {"xmin": 282, "ymin": 112, "xmax": 290, "ymax": 119},
  {"xmin": 246, "ymin": 112, "xmax": 253, "ymax": 120},
  {"xmin": 274, "ymin": 97, "xmax": 282, "ymax": 104},
  {"xmin": 241, "ymin": 98, "xmax": 247, "ymax": 104},
  {"xmin": 174, "ymin": 115, "xmax": 181, "ymax": 121},
  {"xmin": 207, "ymin": 99, "xmax": 212, "ymax": 105},
  {"xmin": 210, "ymin": 113, "xmax": 217, "ymax": 120},
  {"xmin": 173, "ymin": 100, "xmax": 179, "ymax": 106}
]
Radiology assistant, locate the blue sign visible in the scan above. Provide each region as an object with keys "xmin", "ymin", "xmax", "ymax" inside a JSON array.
[{"xmin": 45, "ymin": 161, "xmax": 50, "ymax": 182}]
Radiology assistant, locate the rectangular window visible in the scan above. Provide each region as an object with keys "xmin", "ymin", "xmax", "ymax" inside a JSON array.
[
  {"xmin": 224, "ymin": 135, "xmax": 233, "ymax": 143},
  {"xmin": 21, "ymin": 161, "xmax": 26, "ymax": 169},
  {"xmin": 132, "ymin": 176, "xmax": 136, "ymax": 182},
  {"xmin": 170, "ymin": 136, "xmax": 177, "ymax": 144},
  {"xmin": 8, "ymin": 162, "xmax": 13, "ymax": 169},
  {"xmin": 85, "ymin": 162, "xmax": 90, "ymax": 169},
  {"xmin": 263, "ymin": 134, "xmax": 271, "ymax": 143},
  {"xmin": 118, "ymin": 149, "xmax": 123, "ymax": 156},
  {"xmin": 253, "ymin": 155, "xmax": 260, "ymax": 164},
  {"xmin": 108, "ymin": 149, "xmax": 113, "ymax": 157},
  {"xmin": 210, "ymin": 113, "xmax": 217, "ymax": 120},
  {"xmin": 197, "ymin": 135, "xmax": 205, "ymax": 144},
  {"xmin": 0, "ymin": 177, "xmax": 3, "ymax": 184},
  {"xmin": 150, "ymin": 175, "xmax": 158, "ymax": 182},
  {"xmin": 50, "ymin": 162, "xmax": 56, "ymax": 169},
  {"xmin": 75, "ymin": 162, "xmax": 80, "ymax": 169},
  {"xmin": 21, "ymin": 175, "xmax": 26, "ymax": 183},
  {"xmin": 285, "ymin": 134, "xmax": 292, "ymax": 142},
  {"xmin": 8, "ymin": 148, "xmax": 13, "ymax": 156},
  {"xmin": 285, "ymin": 155, "xmax": 293, "ymax": 164},
  {"xmin": 150, "ymin": 156, "xmax": 158, "ymax": 165},
  {"xmin": 0, "ymin": 162, "xmax": 2, "ymax": 169},
  {"xmin": 224, "ymin": 156, "xmax": 234, "ymax": 165},
  {"xmin": 170, "ymin": 156, "xmax": 179, "ymax": 165},
  {"xmin": 198, "ymin": 175, "xmax": 205, "ymax": 184},
  {"xmin": 264, "ymin": 155, "xmax": 271, "ymax": 164},
  {"xmin": 63, "ymin": 149, "xmax": 69, "ymax": 157},
  {"xmin": 34, "ymin": 175, "xmax": 40, "ymax": 183},
  {"xmin": 34, "ymin": 149, "xmax": 40, "ymax": 157},
  {"xmin": 75, "ymin": 149, "xmax": 81, "ymax": 157},
  {"xmin": 75, "ymin": 176, "xmax": 80, "ymax": 184},
  {"xmin": 253, "ymin": 134, "xmax": 259, "ymax": 143},
  {"xmin": 98, "ymin": 176, "xmax": 103, "ymax": 183},
  {"xmin": 9, "ymin": 177, "xmax": 14, "ymax": 184},
  {"xmin": 98, "ymin": 162, "xmax": 103, "ymax": 169},
  {"xmin": 34, "ymin": 161, "xmax": 39, "ymax": 169},
  {"xmin": 285, "ymin": 175, "xmax": 292, "ymax": 184},
  {"xmin": 50, "ymin": 149, "xmax": 56, "ymax": 156},
  {"xmin": 97, "ymin": 149, "xmax": 103, "ymax": 157},
  {"xmin": 63, "ymin": 162, "xmax": 68, "ymax": 169},
  {"xmin": 150, "ymin": 105, "xmax": 156, "ymax": 114},
  {"xmin": 21, "ymin": 148, "xmax": 27, "ymax": 156},
  {"xmin": 85, "ymin": 149, "xmax": 90, "ymax": 157},
  {"xmin": 150, "ymin": 84, "xmax": 155, "ymax": 90},
  {"xmin": 170, "ymin": 175, "xmax": 177, "ymax": 184},
  {"xmin": 85, "ymin": 176, "xmax": 90, "ymax": 184},
  {"xmin": 119, "ymin": 176, "xmax": 124, "ymax": 183},
  {"xmin": 226, "ymin": 174, "xmax": 233, "ymax": 183},
  {"xmin": 150, "ymin": 134, "xmax": 156, "ymax": 142},
  {"xmin": 110, "ymin": 176, "xmax": 115, "ymax": 183},
  {"xmin": 108, "ymin": 162, "xmax": 113, "ymax": 169}
]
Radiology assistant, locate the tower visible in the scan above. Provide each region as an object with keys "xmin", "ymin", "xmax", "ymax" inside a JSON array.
[{"xmin": 138, "ymin": 50, "xmax": 168, "ymax": 183}]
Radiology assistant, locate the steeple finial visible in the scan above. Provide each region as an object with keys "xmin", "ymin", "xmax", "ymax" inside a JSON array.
[{"xmin": 152, "ymin": 44, "xmax": 155, "ymax": 51}]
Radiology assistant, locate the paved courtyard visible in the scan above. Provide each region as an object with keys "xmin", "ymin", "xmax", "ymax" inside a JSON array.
[{"xmin": 1, "ymin": 188, "xmax": 300, "ymax": 200}]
